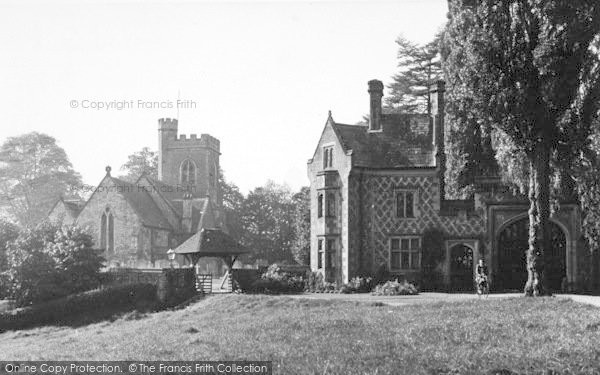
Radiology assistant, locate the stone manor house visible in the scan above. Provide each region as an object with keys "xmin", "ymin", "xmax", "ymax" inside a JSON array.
[
  {"xmin": 308, "ymin": 80, "xmax": 586, "ymax": 292},
  {"xmin": 48, "ymin": 118, "xmax": 226, "ymax": 269}
]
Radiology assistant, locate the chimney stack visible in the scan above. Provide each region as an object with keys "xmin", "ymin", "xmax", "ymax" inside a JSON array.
[
  {"xmin": 368, "ymin": 80, "xmax": 384, "ymax": 132},
  {"xmin": 429, "ymin": 80, "xmax": 446, "ymax": 200}
]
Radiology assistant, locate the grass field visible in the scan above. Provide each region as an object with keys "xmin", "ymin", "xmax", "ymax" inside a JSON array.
[{"xmin": 1, "ymin": 295, "xmax": 600, "ymax": 374}]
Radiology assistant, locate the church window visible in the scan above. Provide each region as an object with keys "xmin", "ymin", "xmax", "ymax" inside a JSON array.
[
  {"xmin": 317, "ymin": 194, "xmax": 324, "ymax": 218},
  {"xmin": 100, "ymin": 213, "xmax": 107, "ymax": 250},
  {"xmin": 180, "ymin": 159, "xmax": 196, "ymax": 185},
  {"xmin": 101, "ymin": 208, "xmax": 115, "ymax": 253},
  {"xmin": 108, "ymin": 213, "xmax": 114, "ymax": 253},
  {"xmin": 396, "ymin": 190, "xmax": 416, "ymax": 218},
  {"xmin": 390, "ymin": 236, "xmax": 421, "ymax": 271}
]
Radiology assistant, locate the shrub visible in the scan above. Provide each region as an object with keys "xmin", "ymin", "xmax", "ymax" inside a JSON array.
[
  {"xmin": 251, "ymin": 264, "xmax": 305, "ymax": 294},
  {"xmin": 0, "ymin": 219, "xmax": 18, "ymax": 272},
  {"xmin": 6, "ymin": 222, "xmax": 104, "ymax": 307},
  {"xmin": 347, "ymin": 276, "xmax": 374, "ymax": 293},
  {"xmin": 0, "ymin": 283, "xmax": 157, "ymax": 332},
  {"xmin": 305, "ymin": 271, "xmax": 324, "ymax": 292},
  {"xmin": 371, "ymin": 280, "xmax": 419, "ymax": 296},
  {"xmin": 231, "ymin": 269, "xmax": 262, "ymax": 293},
  {"xmin": 46, "ymin": 226, "xmax": 104, "ymax": 295}
]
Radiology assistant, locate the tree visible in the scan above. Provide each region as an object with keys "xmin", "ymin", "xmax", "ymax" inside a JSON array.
[
  {"xmin": 0, "ymin": 218, "xmax": 19, "ymax": 272},
  {"xmin": 385, "ymin": 34, "xmax": 443, "ymax": 114},
  {"xmin": 239, "ymin": 181, "xmax": 295, "ymax": 264},
  {"xmin": 119, "ymin": 147, "xmax": 158, "ymax": 182},
  {"xmin": 290, "ymin": 187, "xmax": 310, "ymax": 265},
  {"xmin": 219, "ymin": 168, "xmax": 244, "ymax": 242},
  {"xmin": 443, "ymin": 0, "xmax": 600, "ymax": 296},
  {"xmin": 0, "ymin": 133, "xmax": 83, "ymax": 226},
  {"xmin": 46, "ymin": 225, "xmax": 104, "ymax": 296},
  {"xmin": 5, "ymin": 221, "xmax": 62, "ymax": 306},
  {"xmin": 576, "ymin": 129, "xmax": 600, "ymax": 292},
  {"xmin": 6, "ymin": 221, "xmax": 103, "ymax": 306}
]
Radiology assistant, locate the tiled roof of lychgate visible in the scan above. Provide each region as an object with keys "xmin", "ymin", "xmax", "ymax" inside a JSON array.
[
  {"xmin": 110, "ymin": 177, "xmax": 173, "ymax": 230},
  {"xmin": 331, "ymin": 114, "xmax": 435, "ymax": 168},
  {"xmin": 173, "ymin": 228, "xmax": 247, "ymax": 256}
]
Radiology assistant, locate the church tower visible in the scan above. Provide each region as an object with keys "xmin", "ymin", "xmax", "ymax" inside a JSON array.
[{"xmin": 157, "ymin": 118, "xmax": 221, "ymax": 206}]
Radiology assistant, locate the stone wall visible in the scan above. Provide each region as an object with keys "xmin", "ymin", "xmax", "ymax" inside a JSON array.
[
  {"xmin": 103, "ymin": 267, "xmax": 196, "ymax": 304},
  {"xmin": 307, "ymin": 118, "xmax": 353, "ymax": 283}
]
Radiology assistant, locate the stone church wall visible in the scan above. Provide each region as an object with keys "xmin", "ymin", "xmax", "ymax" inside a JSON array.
[{"xmin": 76, "ymin": 178, "xmax": 144, "ymax": 268}]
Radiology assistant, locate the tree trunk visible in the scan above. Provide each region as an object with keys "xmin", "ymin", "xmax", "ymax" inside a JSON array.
[
  {"xmin": 524, "ymin": 143, "xmax": 551, "ymax": 296},
  {"xmin": 591, "ymin": 249, "xmax": 599, "ymax": 294}
]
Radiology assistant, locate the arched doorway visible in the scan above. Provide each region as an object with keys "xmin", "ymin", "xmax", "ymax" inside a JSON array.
[
  {"xmin": 497, "ymin": 217, "xmax": 566, "ymax": 291},
  {"xmin": 450, "ymin": 244, "xmax": 474, "ymax": 291}
]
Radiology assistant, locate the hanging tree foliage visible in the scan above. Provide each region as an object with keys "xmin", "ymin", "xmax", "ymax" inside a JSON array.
[{"xmin": 443, "ymin": 0, "xmax": 600, "ymax": 296}]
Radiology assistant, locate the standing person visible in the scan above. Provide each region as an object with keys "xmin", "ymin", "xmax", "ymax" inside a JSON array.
[{"xmin": 475, "ymin": 258, "xmax": 489, "ymax": 296}]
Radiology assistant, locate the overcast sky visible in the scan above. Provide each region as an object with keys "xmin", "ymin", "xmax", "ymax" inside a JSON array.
[{"xmin": 0, "ymin": 0, "xmax": 448, "ymax": 193}]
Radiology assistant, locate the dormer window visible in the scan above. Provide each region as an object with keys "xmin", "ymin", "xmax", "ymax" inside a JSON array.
[
  {"xmin": 323, "ymin": 146, "xmax": 333, "ymax": 169},
  {"xmin": 180, "ymin": 159, "xmax": 196, "ymax": 185}
]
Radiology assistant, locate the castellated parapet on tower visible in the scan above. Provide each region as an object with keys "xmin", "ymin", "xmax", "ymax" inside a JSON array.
[{"xmin": 157, "ymin": 118, "xmax": 221, "ymax": 205}]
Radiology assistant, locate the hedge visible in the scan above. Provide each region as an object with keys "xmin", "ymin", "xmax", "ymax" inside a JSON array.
[{"xmin": 0, "ymin": 283, "xmax": 157, "ymax": 332}]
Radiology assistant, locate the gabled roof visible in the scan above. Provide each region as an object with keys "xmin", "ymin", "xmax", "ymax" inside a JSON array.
[
  {"xmin": 328, "ymin": 113, "xmax": 435, "ymax": 169},
  {"xmin": 108, "ymin": 177, "xmax": 173, "ymax": 230},
  {"xmin": 173, "ymin": 228, "xmax": 247, "ymax": 256},
  {"xmin": 63, "ymin": 199, "xmax": 85, "ymax": 218},
  {"xmin": 48, "ymin": 197, "xmax": 85, "ymax": 219}
]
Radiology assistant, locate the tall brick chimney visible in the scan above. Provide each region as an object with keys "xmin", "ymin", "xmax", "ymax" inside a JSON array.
[
  {"xmin": 368, "ymin": 80, "xmax": 384, "ymax": 132},
  {"xmin": 430, "ymin": 80, "xmax": 446, "ymax": 200}
]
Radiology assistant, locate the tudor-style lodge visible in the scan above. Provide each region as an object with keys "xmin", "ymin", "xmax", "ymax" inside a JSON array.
[{"xmin": 307, "ymin": 80, "xmax": 585, "ymax": 292}]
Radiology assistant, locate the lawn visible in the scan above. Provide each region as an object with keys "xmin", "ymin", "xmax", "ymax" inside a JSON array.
[{"xmin": 1, "ymin": 295, "xmax": 600, "ymax": 374}]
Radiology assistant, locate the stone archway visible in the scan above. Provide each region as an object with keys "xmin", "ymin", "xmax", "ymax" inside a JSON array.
[
  {"xmin": 496, "ymin": 217, "xmax": 566, "ymax": 292},
  {"xmin": 449, "ymin": 244, "xmax": 474, "ymax": 291}
]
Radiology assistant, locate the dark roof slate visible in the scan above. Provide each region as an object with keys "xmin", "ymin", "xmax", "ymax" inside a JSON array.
[
  {"xmin": 173, "ymin": 228, "xmax": 247, "ymax": 256},
  {"xmin": 331, "ymin": 113, "xmax": 435, "ymax": 169},
  {"xmin": 110, "ymin": 177, "xmax": 173, "ymax": 230}
]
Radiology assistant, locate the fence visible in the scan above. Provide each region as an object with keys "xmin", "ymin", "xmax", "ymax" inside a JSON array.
[{"xmin": 196, "ymin": 274, "xmax": 212, "ymax": 294}]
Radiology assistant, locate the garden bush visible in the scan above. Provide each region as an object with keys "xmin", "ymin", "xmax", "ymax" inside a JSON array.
[
  {"xmin": 231, "ymin": 269, "xmax": 262, "ymax": 293},
  {"xmin": 251, "ymin": 264, "xmax": 305, "ymax": 294},
  {"xmin": 0, "ymin": 283, "xmax": 157, "ymax": 332},
  {"xmin": 371, "ymin": 280, "xmax": 419, "ymax": 296},
  {"xmin": 6, "ymin": 222, "xmax": 104, "ymax": 307}
]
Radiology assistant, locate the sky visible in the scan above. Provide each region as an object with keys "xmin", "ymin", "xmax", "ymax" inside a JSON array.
[{"xmin": 0, "ymin": 0, "xmax": 448, "ymax": 193}]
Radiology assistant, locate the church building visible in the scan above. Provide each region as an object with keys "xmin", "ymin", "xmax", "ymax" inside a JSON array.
[
  {"xmin": 48, "ymin": 118, "xmax": 226, "ymax": 269},
  {"xmin": 307, "ymin": 80, "xmax": 587, "ymax": 292}
]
